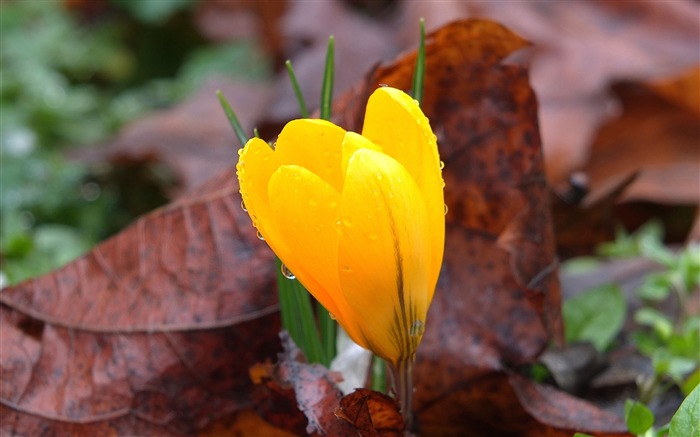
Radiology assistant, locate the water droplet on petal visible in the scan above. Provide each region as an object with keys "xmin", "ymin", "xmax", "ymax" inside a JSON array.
[
  {"xmin": 342, "ymin": 265, "xmax": 351, "ymax": 272},
  {"xmin": 280, "ymin": 264, "xmax": 296, "ymax": 279},
  {"xmin": 329, "ymin": 312, "xmax": 337, "ymax": 320},
  {"xmin": 376, "ymin": 172, "xmax": 383, "ymax": 180},
  {"xmin": 444, "ymin": 204, "xmax": 449, "ymax": 215},
  {"xmin": 240, "ymin": 200, "xmax": 247, "ymax": 212},
  {"xmin": 308, "ymin": 198, "xmax": 318, "ymax": 207},
  {"xmin": 410, "ymin": 320, "xmax": 425, "ymax": 337},
  {"xmin": 256, "ymin": 230, "xmax": 265, "ymax": 240},
  {"xmin": 367, "ymin": 232, "xmax": 379, "ymax": 240},
  {"xmin": 439, "ymin": 161, "xmax": 445, "ymax": 170}
]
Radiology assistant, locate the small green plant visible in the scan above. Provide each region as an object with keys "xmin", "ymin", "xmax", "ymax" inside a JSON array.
[
  {"xmin": 563, "ymin": 283, "xmax": 626, "ymax": 352},
  {"xmin": 603, "ymin": 222, "xmax": 699, "ymax": 403},
  {"xmin": 563, "ymin": 221, "xmax": 699, "ymax": 437}
]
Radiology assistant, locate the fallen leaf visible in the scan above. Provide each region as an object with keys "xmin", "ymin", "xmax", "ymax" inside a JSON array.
[
  {"xmin": 336, "ymin": 389, "xmax": 403, "ymax": 436},
  {"xmin": 0, "ymin": 169, "xmax": 281, "ymax": 435},
  {"xmin": 80, "ymin": 79, "xmax": 273, "ymax": 194},
  {"xmin": 582, "ymin": 80, "xmax": 700, "ymax": 206},
  {"xmin": 551, "ymin": 172, "xmax": 638, "ymax": 258},
  {"xmin": 649, "ymin": 65, "xmax": 700, "ymax": 117},
  {"xmin": 252, "ymin": 332, "xmax": 359, "ymax": 436},
  {"xmin": 198, "ymin": 409, "xmax": 296, "ymax": 437},
  {"xmin": 194, "ymin": 0, "xmax": 287, "ymax": 65}
]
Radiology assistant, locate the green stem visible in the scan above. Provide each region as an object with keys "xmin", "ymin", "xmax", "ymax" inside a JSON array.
[
  {"xmin": 371, "ymin": 355, "xmax": 386, "ymax": 392},
  {"xmin": 390, "ymin": 358, "xmax": 414, "ymax": 433}
]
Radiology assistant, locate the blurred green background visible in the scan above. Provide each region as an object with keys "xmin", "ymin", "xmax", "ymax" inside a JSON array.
[{"xmin": 0, "ymin": 0, "xmax": 272, "ymax": 285}]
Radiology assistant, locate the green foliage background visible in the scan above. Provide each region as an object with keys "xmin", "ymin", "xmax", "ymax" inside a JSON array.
[{"xmin": 0, "ymin": 0, "xmax": 271, "ymax": 285}]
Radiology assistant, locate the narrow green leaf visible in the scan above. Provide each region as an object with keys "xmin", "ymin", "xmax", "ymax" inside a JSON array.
[
  {"xmin": 573, "ymin": 433, "xmax": 595, "ymax": 437},
  {"xmin": 669, "ymin": 384, "xmax": 700, "ymax": 437},
  {"xmin": 371, "ymin": 355, "xmax": 386, "ymax": 392},
  {"xmin": 291, "ymin": 278, "xmax": 326, "ymax": 365},
  {"xmin": 625, "ymin": 399, "xmax": 655, "ymax": 435},
  {"xmin": 285, "ymin": 60, "xmax": 309, "ymax": 118},
  {"xmin": 216, "ymin": 90, "xmax": 249, "ymax": 146},
  {"xmin": 320, "ymin": 36, "xmax": 334, "ymax": 121},
  {"xmin": 411, "ymin": 18, "xmax": 426, "ymax": 105},
  {"xmin": 563, "ymin": 283, "xmax": 626, "ymax": 351},
  {"xmin": 317, "ymin": 302, "xmax": 336, "ymax": 366},
  {"xmin": 276, "ymin": 259, "xmax": 302, "ymax": 347},
  {"xmin": 276, "ymin": 259, "xmax": 325, "ymax": 364}
]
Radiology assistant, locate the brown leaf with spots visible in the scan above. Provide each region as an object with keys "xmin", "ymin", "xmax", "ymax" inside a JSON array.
[
  {"xmin": 336, "ymin": 389, "xmax": 403, "ymax": 437},
  {"xmin": 0, "ymin": 169, "xmax": 281, "ymax": 435}
]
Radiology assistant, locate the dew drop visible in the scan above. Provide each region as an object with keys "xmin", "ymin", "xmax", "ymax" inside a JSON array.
[
  {"xmin": 240, "ymin": 200, "xmax": 247, "ymax": 212},
  {"xmin": 237, "ymin": 148, "xmax": 243, "ymax": 156},
  {"xmin": 441, "ymin": 180, "xmax": 446, "ymax": 188},
  {"xmin": 280, "ymin": 264, "xmax": 296, "ymax": 280},
  {"xmin": 376, "ymin": 172, "xmax": 383, "ymax": 180},
  {"xmin": 342, "ymin": 265, "xmax": 351, "ymax": 272},
  {"xmin": 308, "ymin": 198, "xmax": 318, "ymax": 207},
  {"xmin": 410, "ymin": 320, "xmax": 425, "ymax": 337},
  {"xmin": 256, "ymin": 230, "xmax": 265, "ymax": 240},
  {"xmin": 439, "ymin": 160, "xmax": 445, "ymax": 170},
  {"xmin": 367, "ymin": 232, "xmax": 379, "ymax": 240},
  {"xmin": 329, "ymin": 312, "xmax": 337, "ymax": 320},
  {"xmin": 444, "ymin": 204, "xmax": 449, "ymax": 215}
]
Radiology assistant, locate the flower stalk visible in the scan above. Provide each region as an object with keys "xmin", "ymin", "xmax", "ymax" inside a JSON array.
[{"xmin": 390, "ymin": 358, "xmax": 415, "ymax": 432}]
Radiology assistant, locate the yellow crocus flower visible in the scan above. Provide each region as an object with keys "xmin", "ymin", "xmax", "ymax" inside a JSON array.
[{"xmin": 236, "ymin": 86, "xmax": 445, "ymax": 367}]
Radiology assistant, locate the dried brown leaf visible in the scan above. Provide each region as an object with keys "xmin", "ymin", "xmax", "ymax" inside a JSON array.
[
  {"xmin": 0, "ymin": 169, "xmax": 281, "ymax": 435},
  {"xmin": 336, "ymin": 389, "xmax": 403, "ymax": 437}
]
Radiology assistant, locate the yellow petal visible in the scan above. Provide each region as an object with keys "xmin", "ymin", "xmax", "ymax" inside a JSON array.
[
  {"xmin": 337, "ymin": 148, "xmax": 431, "ymax": 364},
  {"xmin": 340, "ymin": 131, "xmax": 383, "ymax": 176},
  {"xmin": 361, "ymin": 87, "xmax": 445, "ymax": 299},
  {"xmin": 275, "ymin": 119, "xmax": 346, "ymax": 192},
  {"xmin": 237, "ymin": 137, "xmax": 281, "ymax": 242},
  {"xmin": 267, "ymin": 164, "xmax": 364, "ymax": 346}
]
